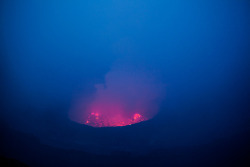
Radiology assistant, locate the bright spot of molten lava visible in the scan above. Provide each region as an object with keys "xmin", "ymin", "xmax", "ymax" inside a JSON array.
[
  {"xmin": 69, "ymin": 66, "xmax": 165, "ymax": 127},
  {"xmin": 133, "ymin": 113, "xmax": 142, "ymax": 120}
]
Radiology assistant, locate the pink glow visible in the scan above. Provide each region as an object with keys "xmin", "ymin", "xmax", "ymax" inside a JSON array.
[{"xmin": 69, "ymin": 67, "xmax": 165, "ymax": 127}]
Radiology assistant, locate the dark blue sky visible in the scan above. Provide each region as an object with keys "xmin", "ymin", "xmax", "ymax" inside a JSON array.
[{"xmin": 1, "ymin": 0, "xmax": 249, "ymax": 150}]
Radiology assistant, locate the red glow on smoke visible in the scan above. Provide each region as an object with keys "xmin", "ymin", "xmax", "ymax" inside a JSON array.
[
  {"xmin": 81, "ymin": 97, "xmax": 149, "ymax": 127},
  {"xmin": 85, "ymin": 112, "xmax": 145, "ymax": 127},
  {"xmin": 69, "ymin": 67, "xmax": 165, "ymax": 127}
]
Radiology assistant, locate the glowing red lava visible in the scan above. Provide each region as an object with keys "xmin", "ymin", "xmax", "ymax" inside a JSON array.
[{"xmin": 84, "ymin": 112, "xmax": 146, "ymax": 127}]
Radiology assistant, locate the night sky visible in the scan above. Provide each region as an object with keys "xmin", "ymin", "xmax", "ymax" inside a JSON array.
[{"xmin": 1, "ymin": 0, "xmax": 250, "ymax": 167}]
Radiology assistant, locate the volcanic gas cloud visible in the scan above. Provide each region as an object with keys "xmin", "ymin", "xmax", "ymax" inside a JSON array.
[{"xmin": 70, "ymin": 67, "xmax": 165, "ymax": 127}]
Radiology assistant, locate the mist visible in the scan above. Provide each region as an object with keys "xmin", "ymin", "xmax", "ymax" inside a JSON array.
[{"xmin": 70, "ymin": 63, "xmax": 165, "ymax": 127}]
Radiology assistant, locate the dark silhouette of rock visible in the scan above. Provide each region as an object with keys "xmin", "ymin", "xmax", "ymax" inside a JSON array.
[{"xmin": 1, "ymin": 123, "xmax": 249, "ymax": 167}]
